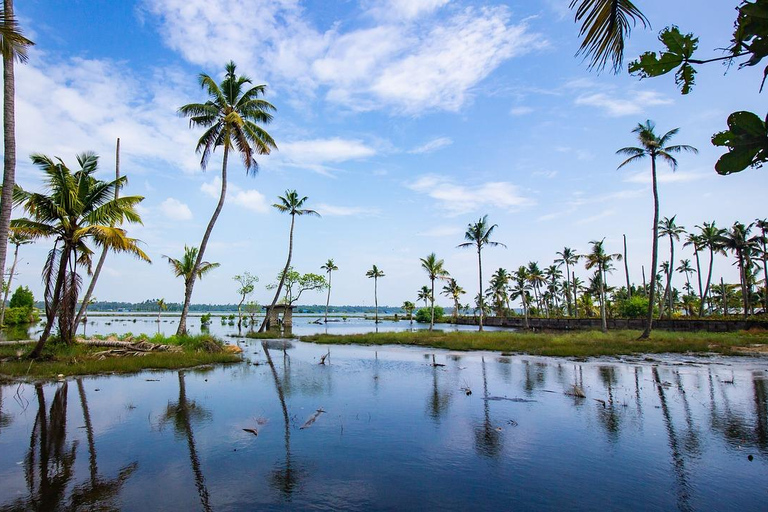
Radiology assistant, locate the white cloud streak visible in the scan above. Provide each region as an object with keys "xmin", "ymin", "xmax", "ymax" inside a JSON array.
[{"xmin": 407, "ymin": 174, "xmax": 533, "ymax": 215}]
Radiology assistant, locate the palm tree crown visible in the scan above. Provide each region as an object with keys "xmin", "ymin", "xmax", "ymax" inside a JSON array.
[
  {"xmin": 617, "ymin": 121, "xmax": 698, "ymax": 170},
  {"xmin": 273, "ymin": 190, "xmax": 320, "ymax": 217}
]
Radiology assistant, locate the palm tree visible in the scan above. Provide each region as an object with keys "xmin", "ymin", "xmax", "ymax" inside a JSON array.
[
  {"xmin": 510, "ymin": 266, "xmax": 531, "ymax": 329},
  {"xmin": 683, "ymin": 232, "xmax": 705, "ymax": 315},
  {"xmin": 526, "ymin": 262, "xmax": 546, "ymax": 314},
  {"xmin": 156, "ymin": 298, "xmax": 167, "ymax": 333},
  {"xmin": 320, "ymin": 259, "xmax": 338, "ymax": 323},
  {"xmin": 756, "ymin": 219, "xmax": 768, "ymax": 312},
  {"xmin": 676, "ymin": 259, "xmax": 695, "ymax": 305},
  {"xmin": 696, "ymin": 222, "xmax": 726, "ymax": 316},
  {"xmin": 441, "ymin": 278, "xmax": 465, "ymax": 322},
  {"xmin": 486, "ymin": 268, "xmax": 510, "ymax": 318},
  {"xmin": 420, "ymin": 252, "xmax": 450, "ymax": 330},
  {"xmin": 544, "ymin": 264, "xmax": 563, "ymax": 315},
  {"xmin": 417, "ymin": 285, "xmax": 432, "ymax": 309},
  {"xmin": 178, "ymin": 61, "xmax": 277, "ymax": 335},
  {"xmin": 458, "ymin": 216, "xmax": 505, "ymax": 332},
  {"xmin": 366, "ymin": 265, "xmax": 385, "ymax": 323},
  {"xmin": 658, "ymin": 216, "xmax": 686, "ymax": 318},
  {"xmin": 721, "ymin": 222, "xmax": 760, "ymax": 318},
  {"xmin": 555, "ymin": 247, "xmax": 579, "ymax": 316},
  {"xmin": 13, "ymin": 153, "xmax": 149, "ymax": 356},
  {"xmin": 583, "ymin": 239, "xmax": 620, "ymax": 333},
  {"xmin": 617, "ymin": 120, "xmax": 697, "ymax": 338},
  {"xmin": 164, "ymin": 246, "xmax": 220, "ymax": 315},
  {"xmin": 259, "ymin": 190, "xmax": 319, "ymax": 332},
  {"xmin": 0, "ymin": 1, "xmax": 34, "ymax": 316},
  {"xmin": 0, "ymin": 228, "xmax": 30, "ymax": 325},
  {"xmin": 402, "ymin": 300, "xmax": 415, "ymax": 324}
]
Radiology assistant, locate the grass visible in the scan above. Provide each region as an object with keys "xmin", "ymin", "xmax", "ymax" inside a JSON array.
[
  {"xmin": 244, "ymin": 330, "xmax": 296, "ymax": 339},
  {"xmin": 0, "ymin": 333, "xmax": 242, "ymax": 380},
  {"xmin": 299, "ymin": 329, "xmax": 768, "ymax": 358}
]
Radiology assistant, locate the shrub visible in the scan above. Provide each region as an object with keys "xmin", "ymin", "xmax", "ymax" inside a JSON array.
[
  {"xmin": 617, "ymin": 296, "xmax": 658, "ymax": 318},
  {"xmin": 415, "ymin": 306, "xmax": 444, "ymax": 323},
  {"xmin": 9, "ymin": 286, "xmax": 34, "ymax": 309},
  {"xmin": 3, "ymin": 306, "xmax": 39, "ymax": 325}
]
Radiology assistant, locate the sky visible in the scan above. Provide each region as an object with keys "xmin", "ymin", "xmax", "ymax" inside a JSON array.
[{"xmin": 6, "ymin": 0, "xmax": 768, "ymax": 308}]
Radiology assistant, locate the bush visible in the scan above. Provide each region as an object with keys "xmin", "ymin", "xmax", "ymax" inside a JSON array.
[
  {"xmin": 9, "ymin": 286, "xmax": 34, "ymax": 309},
  {"xmin": 3, "ymin": 306, "xmax": 39, "ymax": 325},
  {"xmin": 415, "ymin": 306, "xmax": 444, "ymax": 323},
  {"xmin": 617, "ymin": 296, "xmax": 658, "ymax": 318}
]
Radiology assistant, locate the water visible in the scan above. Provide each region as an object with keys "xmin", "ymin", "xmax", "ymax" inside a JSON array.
[{"xmin": 1, "ymin": 335, "xmax": 767, "ymax": 511}]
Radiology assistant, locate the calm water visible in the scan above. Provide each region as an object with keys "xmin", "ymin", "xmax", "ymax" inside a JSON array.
[{"xmin": 1, "ymin": 336, "xmax": 767, "ymax": 511}]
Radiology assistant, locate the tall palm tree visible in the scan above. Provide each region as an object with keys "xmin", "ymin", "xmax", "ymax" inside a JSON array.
[
  {"xmin": 658, "ymin": 216, "xmax": 686, "ymax": 318},
  {"xmin": 486, "ymin": 268, "xmax": 510, "ymax": 318},
  {"xmin": 583, "ymin": 239, "xmax": 619, "ymax": 333},
  {"xmin": 458, "ymin": 215, "xmax": 505, "ymax": 331},
  {"xmin": 676, "ymin": 259, "xmax": 695, "ymax": 300},
  {"xmin": 0, "ymin": 1, "xmax": 34, "ymax": 315},
  {"xmin": 756, "ymin": 218, "xmax": 768, "ymax": 312},
  {"xmin": 555, "ymin": 247, "xmax": 579, "ymax": 316},
  {"xmin": 510, "ymin": 266, "xmax": 531, "ymax": 329},
  {"xmin": 320, "ymin": 259, "xmax": 338, "ymax": 323},
  {"xmin": 420, "ymin": 252, "xmax": 450, "ymax": 330},
  {"xmin": 156, "ymin": 298, "xmax": 167, "ymax": 333},
  {"xmin": 178, "ymin": 61, "xmax": 277, "ymax": 335},
  {"xmin": 0, "ymin": 227, "xmax": 30, "ymax": 325},
  {"xmin": 13, "ymin": 153, "xmax": 149, "ymax": 356},
  {"xmin": 526, "ymin": 262, "xmax": 546, "ymax": 314},
  {"xmin": 696, "ymin": 221, "xmax": 726, "ymax": 316},
  {"xmin": 683, "ymin": 232, "xmax": 705, "ymax": 315},
  {"xmin": 259, "ymin": 190, "xmax": 319, "ymax": 332},
  {"xmin": 441, "ymin": 278, "xmax": 465, "ymax": 322},
  {"xmin": 721, "ymin": 222, "xmax": 760, "ymax": 318},
  {"xmin": 164, "ymin": 247, "xmax": 220, "ymax": 315},
  {"xmin": 366, "ymin": 265, "xmax": 385, "ymax": 323},
  {"xmin": 617, "ymin": 120, "xmax": 697, "ymax": 338},
  {"xmin": 417, "ymin": 285, "xmax": 432, "ymax": 309},
  {"xmin": 402, "ymin": 300, "xmax": 415, "ymax": 324},
  {"xmin": 544, "ymin": 264, "xmax": 563, "ymax": 315}
]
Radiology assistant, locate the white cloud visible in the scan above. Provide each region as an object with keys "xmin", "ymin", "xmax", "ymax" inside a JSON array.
[
  {"xmin": 407, "ymin": 174, "xmax": 533, "ymax": 216},
  {"xmin": 276, "ymin": 138, "xmax": 376, "ymax": 175},
  {"xmin": 624, "ymin": 170, "xmax": 707, "ymax": 184},
  {"xmin": 417, "ymin": 225, "xmax": 463, "ymax": 237},
  {"xmin": 575, "ymin": 91, "xmax": 672, "ymax": 117},
  {"xmin": 510, "ymin": 106, "xmax": 534, "ymax": 116},
  {"xmin": 201, "ymin": 177, "xmax": 270, "ymax": 213},
  {"xmin": 315, "ymin": 203, "xmax": 379, "ymax": 217},
  {"xmin": 409, "ymin": 137, "xmax": 453, "ymax": 154},
  {"xmin": 145, "ymin": 1, "xmax": 543, "ymax": 113},
  {"xmin": 159, "ymin": 197, "xmax": 193, "ymax": 221}
]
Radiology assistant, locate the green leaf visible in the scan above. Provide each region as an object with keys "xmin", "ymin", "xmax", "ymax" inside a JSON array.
[
  {"xmin": 629, "ymin": 26, "xmax": 699, "ymax": 94},
  {"xmin": 715, "ymin": 146, "xmax": 761, "ymax": 175},
  {"xmin": 712, "ymin": 110, "xmax": 768, "ymax": 174}
]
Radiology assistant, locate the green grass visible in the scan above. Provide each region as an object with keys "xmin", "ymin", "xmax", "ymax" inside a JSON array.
[
  {"xmin": 243, "ymin": 330, "xmax": 297, "ymax": 339},
  {"xmin": 0, "ymin": 333, "xmax": 242, "ymax": 380},
  {"xmin": 299, "ymin": 329, "xmax": 768, "ymax": 357}
]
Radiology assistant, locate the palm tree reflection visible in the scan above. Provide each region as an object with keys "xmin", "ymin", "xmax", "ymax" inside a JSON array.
[
  {"xmin": 427, "ymin": 358, "xmax": 451, "ymax": 423},
  {"xmin": 474, "ymin": 357, "xmax": 502, "ymax": 458}
]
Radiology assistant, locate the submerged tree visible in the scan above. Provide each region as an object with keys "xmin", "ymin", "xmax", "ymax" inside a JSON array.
[
  {"xmin": 0, "ymin": 228, "xmax": 30, "ymax": 325},
  {"xmin": 259, "ymin": 190, "xmax": 319, "ymax": 332},
  {"xmin": 420, "ymin": 252, "xmax": 449, "ymax": 331},
  {"xmin": 13, "ymin": 153, "xmax": 149, "ymax": 357},
  {"xmin": 177, "ymin": 61, "xmax": 276, "ymax": 335},
  {"xmin": 366, "ymin": 265, "xmax": 385, "ymax": 324},
  {"xmin": 320, "ymin": 259, "xmax": 338, "ymax": 323},
  {"xmin": 617, "ymin": 121, "xmax": 697, "ymax": 338},
  {"xmin": 233, "ymin": 272, "xmax": 258, "ymax": 333},
  {"xmin": 458, "ymin": 215, "xmax": 505, "ymax": 331}
]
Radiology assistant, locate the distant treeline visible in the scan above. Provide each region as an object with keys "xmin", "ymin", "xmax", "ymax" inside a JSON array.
[{"xmin": 34, "ymin": 299, "xmax": 406, "ymax": 315}]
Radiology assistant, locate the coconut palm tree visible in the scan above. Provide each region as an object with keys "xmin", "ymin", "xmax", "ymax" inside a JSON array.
[
  {"xmin": 178, "ymin": 61, "xmax": 277, "ymax": 335},
  {"xmin": 320, "ymin": 259, "xmax": 338, "ymax": 323},
  {"xmin": 583, "ymin": 239, "xmax": 620, "ymax": 333},
  {"xmin": 486, "ymin": 268, "xmax": 510, "ymax": 318},
  {"xmin": 555, "ymin": 247, "xmax": 579, "ymax": 316},
  {"xmin": 510, "ymin": 266, "xmax": 531, "ymax": 329},
  {"xmin": 420, "ymin": 252, "xmax": 450, "ymax": 330},
  {"xmin": 720, "ymin": 222, "xmax": 760, "ymax": 318},
  {"xmin": 402, "ymin": 300, "xmax": 415, "ymax": 324},
  {"xmin": 165, "ymin": 247, "xmax": 219, "ymax": 317},
  {"xmin": 417, "ymin": 285, "xmax": 432, "ymax": 309},
  {"xmin": 13, "ymin": 153, "xmax": 149, "ymax": 356},
  {"xmin": 259, "ymin": 190, "xmax": 319, "ymax": 332},
  {"xmin": 457, "ymin": 215, "xmax": 505, "ymax": 332},
  {"xmin": 658, "ymin": 216, "xmax": 686, "ymax": 318},
  {"xmin": 683, "ymin": 232, "xmax": 705, "ymax": 314},
  {"xmin": 526, "ymin": 262, "xmax": 546, "ymax": 314},
  {"xmin": 0, "ymin": 228, "xmax": 30, "ymax": 325},
  {"xmin": 156, "ymin": 298, "xmax": 167, "ymax": 333},
  {"xmin": 696, "ymin": 222, "xmax": 726, "ymax": 316},
  {"xmin": 756, "ymin": 218, "xmax": 768, "ymax": 311},
  {"xmin": 441, "ymin": 278, "xmax": 465, "ymax": 322},
  {"xmin": 366, "ymin": 265, "xmax": 385, "ymax": 323},
  {"xmin": 0, "ymin": 1, "xmax": 34, "ymax": 314},
  {"xmin": 676, "ymin": 259, "xmax": 695, "ymax": 306},
  {"xmin": 617, "ymin": 120, "xmax": 697, "ymax": 338},
  {"xmin": 544, "ymin": 264, "xmax": 563, "ymax": 315}
]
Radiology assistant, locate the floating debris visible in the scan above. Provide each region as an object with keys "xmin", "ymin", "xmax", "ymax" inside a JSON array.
[
  {"xmin": 242, "ymin": 428, "xmax": 258, "ymax": 436},
  {"xmin": 483, "ymin": 396, "xmax": 537, "ymax": 403},
  {"xmin": 300, "ymin": 408, "xmax": 326, "ymax": 429},
  {"xmin": 566, "ymin": 385, "xmax": 586, "ymax": 398},
  {"xmin": 507, "ymin": 419, "xmax": 518, "ymax": 427}
]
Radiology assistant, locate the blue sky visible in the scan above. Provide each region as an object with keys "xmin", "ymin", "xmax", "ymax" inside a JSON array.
[{"xmin": 9, "ymin": 0, "xmax": 768, "ymax": 308}]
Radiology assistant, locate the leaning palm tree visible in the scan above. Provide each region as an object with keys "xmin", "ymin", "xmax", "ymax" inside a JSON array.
[
  {"xmin": 458, "ymin": 216, "xmax": 506, "ymax": 331},
  {"xmin": 617, "ymin": 120, "xmax": 697, "ymax": 338},
  {"xmin": 555, "ymin": 247, "xmax": 579, "ymax": 316},
  {"xmin": 259, "ymin": 190, "xmax": 319, "ymax": 332},
  {"xmin": 0, "ymin": 1, "xmax": 34, "ymax": 314},
  {"xmin": 441, "ymin": 278, "xmax": 465, "ymax": 322},
  {"xmin": 420, "ymin": 252, "xmax": 450, "ymax": 330},
  {"xmin": 13, "ymin": 152, "xmax": 149, "ymax": 357},
  {"xmin": 0, "ymin": 227, "xmax": 30, "ymax": 326},
  {"xmin": 178, "ymin": 61, "xmax": 277, "ymax": 335},
  {"xmin": 366, "ymin": 265, "xmax": 385, "ymax": 323},
  {"xmin": 164, "ymin": 246, "xmax": 220, "ymax": 316},
  {"xmin": 658, "ymin": 216, "xmax": 686, "ymax": 318},
  {"xmin": 320, "ymin": 259, "xmax": 338, "ymax": 323}
]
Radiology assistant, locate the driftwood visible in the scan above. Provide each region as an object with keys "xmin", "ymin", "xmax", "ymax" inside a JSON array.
[
  {"xmin": 319, "ymin": 350, "xmax": 330, "ymax": 365},
  {"xmin": 566, "ymin": 385, "xmax": 586, "ymax": 398},
  {"xmin": 300, "ymin": 408, "xmax": 325, "ymax": 429},
  {"xmin": 431, "ymin": 354, "xmax": 445, "ymax": 367},
  {"xmin": 78, "ymin": 337, "xmax": 183, "ymax": 355},
  {"xmin": 482, "ymin": 396, "xmax": 537, "ymax": 403}
]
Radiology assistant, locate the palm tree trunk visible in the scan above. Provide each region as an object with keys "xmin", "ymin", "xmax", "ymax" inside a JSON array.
[
  {"xmin": 178, "ymin": 145, "xmax": 229, "ymax": 336},
  {"xmin": 259, "ymin": 213, "xmax": 295, "ymax": 332},
  {"xmin": 600, "ymin": 265, "xmax": 607, "ymax": 333},
  {"xmin": 324, "ymin": 271, "xmax": 331, "ymax": 323},
  {"xmin": 0, "ymin": 0, "xmax": 18, "ymax": 320},
  {"xmin": 694, "ymin": 247, "xmax": 704, "ymax": 317},
  {"xmin": 522, "ymin": 294, "xmax": 529, "ymax": 329},
  {"xmin": 0, "ymin": 240, "xmax": 19, "ymax": 325},
  {"xmin": 701, "ymin": 247, "xmax": 716, "ymax": 317},
  {"xmin": 477, "ymin": 247, "xmax": 484, "ymax": 332},
  {"xmin": 666, "ymin": 236, "xmax": 675, "ymax": 319},
  {"xmin": 738, "ymin": 251, "xmax": 749, "ymax": 319},
  {"xmin": 565, "ymin": 262, "xmax": 572, "ymax": 316},
  {"xmin": 573, "ymin": 274, "xmax": 578, "ymax": 318},
  {"xmin": 73, "ymin": 138, "xmax": 120, "ymax": 337},
  {"xmin": 429, "ymin": 277, "xmax": 435, "ymax": 331},
  {"xmin": 374, "ymin": 276, "xmax": 379, "ymax": 323},
  {"xmin": 30, "ymin": 244, "xmax": 70, "ymax": 358},
  {"xmin": 762, "ymin": 237, "xmax": 768, "ymax": 312},
  {"xmin": 721, "ymin": 277, "xmax": 727, "ymax": 316},
  {"xmin": 640, "ymin": 155, "xmax": 660, "ymax": 339},
  {"xmin": 623, "ymin": 234, "xmax": 631, "ymax": 298}
]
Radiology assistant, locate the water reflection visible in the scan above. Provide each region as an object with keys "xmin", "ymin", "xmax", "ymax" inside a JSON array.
[
  {"xmin": 426, "ymin": 356, "xmax": 451, "ymax": 423},
  {"xmin": 474, "ymin": 357, "xmax": 503, "ymax": 458}
]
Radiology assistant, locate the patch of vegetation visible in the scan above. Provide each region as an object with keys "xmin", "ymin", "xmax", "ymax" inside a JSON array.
[
  {"xmin": 299, "ymin": 329, "xmax": 768, "ymax": 358},
  {"xmin": 244, "ymin": 330, "xmax": 296, "ymax": 339},
  {"xmin": 415, "ymin": 306, "xmax": 444, "ymax": 323},
  {"xmin": 0, "ymin": 333, "xmax": 241, "ymax": 380}
]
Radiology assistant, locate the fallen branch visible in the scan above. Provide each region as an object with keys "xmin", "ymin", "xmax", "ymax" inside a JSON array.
[{"xmin": 77, "ymin": 337, "xmax": 183, "ymax": 353}]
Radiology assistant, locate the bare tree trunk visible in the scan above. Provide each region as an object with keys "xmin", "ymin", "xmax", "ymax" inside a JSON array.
[
  {"xmin": 324, "ymin": 270, "xmax": 331, "ymax": 323},
  {"xmin": 721, "ymin": 277, "xmax": 727, "ymax": 316},
  {"xmin": 0, "ymin": 0, "xmax": 18, "ymax": 318},
  {"xmin": 73, "ymin": 139, "xmax": 120, "ymax": 337},
  {"xmin": 260, "ymin": 213, "xmax": 295, "ymax": 332},
  {"xmin": 640, "ymin": 155, "xmax": 660, "ymax": 339},
  {"xmin": 572, "ymin": 273, "xmax": 578, "ymax": 318},
  {"xmin": 429, "ymin": 277, "xmax": 435, "ymax": 331},
  {"xmin": 693, "ymin": 246, "xmax": 704, "ymax": 316},
  {"xmin": 600, "ymin": 265, "xmax": 607, "ymax": 333},
  {"xmin": 178, "ymin": 146, "xmax": 229, "ymax": 335},
  {"xmin": 477, "ymin": 247, "xmax": 484, "ymax": 332},
  {"xmin": 0, "ymin": 239, "xmax": 19, "ymax": 325},
  {"xmin": 374, "ymin": 277, "xmax": 379, "ymax": 323},
  {"xmin": 665, "ymin": 236, "xmax": 675, "ymax": 319},
  {"xmin": 642, "ymin": 265, "xmax": 647, "ymax": 296},
  {"xmin": 623, "ymin": 234, "xmax": 631, "ymax": 298},
  {"xmin": 565, "ymin": 262, "xmax": 572, "ymax": 316}
]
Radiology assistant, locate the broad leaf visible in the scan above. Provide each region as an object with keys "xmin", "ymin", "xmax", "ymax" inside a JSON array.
[
  {"xmin": 712, "ymin": 111, "xmax": 768, "ymax": 174},
  {"xmin": 629, "ymin": 26, "xmax": 699, "ymax": 94}
]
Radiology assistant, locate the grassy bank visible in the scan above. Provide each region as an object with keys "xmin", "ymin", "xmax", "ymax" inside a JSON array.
[
  {"xmin": 299, "ymin": 329, "xmax": 768, "ymax": 357},
  {"xmin": 0, "ymin": 333, "xmax": 242, "ymax": 380}
]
